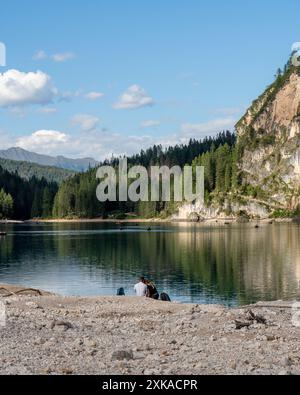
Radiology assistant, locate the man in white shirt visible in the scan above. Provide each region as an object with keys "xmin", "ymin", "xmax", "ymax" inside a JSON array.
[{"xmin": 134, "ymin": 277, "xmax": 147, "ymax": 297}]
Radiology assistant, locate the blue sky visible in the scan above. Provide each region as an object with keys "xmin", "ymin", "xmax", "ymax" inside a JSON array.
[{"xmin": 0, "ymin": 0, "xmax": 300, "ymax": 159}]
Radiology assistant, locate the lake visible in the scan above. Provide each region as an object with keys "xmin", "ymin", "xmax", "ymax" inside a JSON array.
[{"xmin": 0, "ymin": 222, "xmax": 300, "ymax": 306}]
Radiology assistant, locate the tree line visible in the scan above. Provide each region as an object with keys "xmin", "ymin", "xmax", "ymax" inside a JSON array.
[
  {"xmin": 0, "ymin": 165, "xmax": 58, "ymax": 220},
  {"xmin": 192, "ymin": 143, "xmax": 239, "ymax": 197},
  {"xmin": 0, "ymin": 158, "xmax": 75, "ymax": 184},
  {"xmin": 1, "ymin": 131, "xmax": 237, "ymax": 220},
  {"xmin": 52, "ymin": 132, "xmax": 236, "ymax": 219},
  {"xmin": 0, "ymin": 189, "xmax": 13, "ymax": 219}
]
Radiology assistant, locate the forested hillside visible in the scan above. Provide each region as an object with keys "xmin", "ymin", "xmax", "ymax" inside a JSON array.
[
  {"xmin": 53, "ymin": 132, "xmax": 236, "ymax": 219},
  {"xmin": 0, "ymin": 165, "xmax": 58, "ymax": 220},
  {"xmin": 0, "ymin": 158, "xmax": 75, "ymax": 183},
  {"xmin": 113, "ymin": 131, "xmax": 236, "ymax": 168},
  {"xmin": 1, "ymin": 131, "xmax": 236, "ymax": 220},
  {"xmin": 0, "ymin": 147, "xmax": 98, "ymax": 172},
  {"xmin": 192, "ymin": 143, "xmax": 239, "ymax": 198}
]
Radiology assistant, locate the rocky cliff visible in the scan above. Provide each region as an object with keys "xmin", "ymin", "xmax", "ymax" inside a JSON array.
[
  {"xmin": 236, "ymin": 68, "xmax": 300, "ymax": 212},
  {"xmin": 175, "ymin": 61, "xmax": 300, "ymax": 220}
]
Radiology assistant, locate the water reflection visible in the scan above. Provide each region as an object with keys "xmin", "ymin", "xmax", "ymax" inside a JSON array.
[{"xmin": 0, "ymin": 222, "xmax": 300, "ymax": 306}]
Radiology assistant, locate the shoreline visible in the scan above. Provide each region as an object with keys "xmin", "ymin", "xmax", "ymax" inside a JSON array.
[
  {"xmin": 1, "ymin": 283, "xmax": 300, "ymax": 375},
  {"xmin": 0, "ymin": 217, "xmax": 295, "ymax": 225}
]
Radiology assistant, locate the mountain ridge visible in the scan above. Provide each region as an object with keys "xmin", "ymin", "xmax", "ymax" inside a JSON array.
[
  {"xmin": 0, "ymin": 158, "xmax": 75, "ymax": 184},
  {"xmin": 0, "ymin": 147, "xmax": 99, "ymax": 172}
]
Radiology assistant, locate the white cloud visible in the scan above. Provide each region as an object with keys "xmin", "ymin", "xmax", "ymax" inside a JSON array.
[
  {"xmin": 38, "ymin": 107, "xmax": 58, "ymax": 114},
  {"xmin": 140, "ymin": 120, "xmax": 161, "ymax": 128},
  {"xmin": 5, "ymin": 115, "xmax": 236, "ymax": 160},
  {"xmin": 75, "ymin": 132, "xmax": 157, "ymax": 160},
  {"xmin": 84, "ymin": 91, "xmax": 104, "ymax": 101},
  {"xmin": 33, "ymin": 50, "xmax": 47, "ymax": 60},
  {"xmin": 52, "ymin": 52, "xmax": 75, "ymax": 62},
  {"xmin": 2, "ymin": 103, "xmax": 236, "ymax": 161},
  {"xmin": 0, "ymin": 69, "xmax": 57, "ymax": 107},
  {"xmin": 71, "ymin": 114, "xmax": 100, "ymax": 132},
  {"xmin": 17, "ymin": 130, "xmax": 69, "ymax": 154},
  {"xmin": 33, "ymin": 50, "xmax": 75, "ymax": 63},
  {"xmin": 8, "ymin": 128, "xmax": 156, "ymax": 160},
  {"xmin": 113, "ymin": 85, "xmax": 154, "ymax": 110},
  {"xmin": 181, "ymin": 118, "xmax": 235, "ymax": 138}
]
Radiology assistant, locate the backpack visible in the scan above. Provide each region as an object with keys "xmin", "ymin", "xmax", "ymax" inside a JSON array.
[
  {"xmin": 160, "ymin": 292, "xmax": 171, "ymax": 302},
  {"xmin": 117, "ymin": 288, "xmax": 125, "ymax": 296}
]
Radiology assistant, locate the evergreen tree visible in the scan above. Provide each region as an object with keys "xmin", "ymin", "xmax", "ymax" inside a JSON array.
[
  {"xmin": 0, "ymin": 189, "xmax": 14, "ymax": 219},
  {"xmin": 0, "ymin": 165, "xmax": 58, "ymax": 220},
  {"xmin": 0, "ymin": 131, "xmax": 238, "ymax": 220}
]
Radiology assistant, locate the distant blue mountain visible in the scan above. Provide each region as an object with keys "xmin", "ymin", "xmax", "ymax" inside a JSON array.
[{"xmin": 0, "ymin": 147, "xmax": 99, "ymax": 172}]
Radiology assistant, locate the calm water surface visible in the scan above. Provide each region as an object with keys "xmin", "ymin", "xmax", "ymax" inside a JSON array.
[{"xmin": 1, "ymin": 222, "xmax": 300, "ymax": 306}]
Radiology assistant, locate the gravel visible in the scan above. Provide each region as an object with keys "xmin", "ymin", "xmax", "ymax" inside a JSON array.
[{"xmin": 0, "ymin": 286, "xmax": 300, "ymax": 375}]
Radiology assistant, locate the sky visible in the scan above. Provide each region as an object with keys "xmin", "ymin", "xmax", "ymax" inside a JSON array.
[{"xmin": 0, "ymin": 0, "xmax": 300, "ymax": 160}]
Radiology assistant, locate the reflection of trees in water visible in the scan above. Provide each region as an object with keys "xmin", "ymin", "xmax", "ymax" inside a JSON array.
[
  {"xmin": 0, "ymin": 227, "xmax": 58, "ymax": 276},
  {"xmin": 172, "ymin": 224, "xmax": 300, "ymax": 304},
  {"xmin": 238, "ymin": 224, "xmax": 300, "ymax": 302},
  {"xmin": 0, "ymin": 235, "xmax": 13, "ymax": 261},
  {"xmin": 1, "ymin": 223, "xmax": 300, "ymax": 305},
  {"xmin": 54, "ymin": 223, "xmax": 300, "ymax": 304}
]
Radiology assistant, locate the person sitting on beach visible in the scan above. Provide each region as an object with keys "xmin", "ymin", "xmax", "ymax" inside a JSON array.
[
  {"xmin": 145, "ymin": 279, "xmax": 159, "ymax": 300},
  {"xmin": 134, "ymin": 277, "xmax": 147, "ymax": 297}
]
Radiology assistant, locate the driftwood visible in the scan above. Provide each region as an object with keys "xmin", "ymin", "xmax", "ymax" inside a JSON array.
[
  {"xmin": 14, "ymin": 288, "xmax": 42, "ymax": 296},
  {"xmin": 0, "ymin": 287, "xmax": 15, "ymax": 297},
  {"xmin": 235, "ymin": 310, "xmax": 267, "ymax": 330},
  {"xmin": 247, "ymin": 309, "xmax": 267, "ymax": 325},
  {"xmin": 240, "ymin": 303, "xmax": 294, "ymax": 310},
  {"xmin": 0, "ymin": 286, "xmax": 42, "ymax": 297}
]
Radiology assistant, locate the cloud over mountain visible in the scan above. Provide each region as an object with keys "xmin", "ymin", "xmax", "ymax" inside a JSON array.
[{"xmin": 16, "ymin": 130, "xmax": 69, "ymax": 153}]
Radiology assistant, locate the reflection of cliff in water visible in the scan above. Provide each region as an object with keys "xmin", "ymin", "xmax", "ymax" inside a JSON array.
[
  {"xmin": 53, "ymin": 223, "xmax": 300, "ymax": 304},
  {"xmin": 1, "ymin": 223, "xmax": 300, "ymax": 305}
]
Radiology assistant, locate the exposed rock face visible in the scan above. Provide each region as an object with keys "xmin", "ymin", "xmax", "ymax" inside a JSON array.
[
  {"xmin": 239, "ymin": 73, "xmax": 300, "ymax": 135},
  {"xmin": 175, "ymin": 199, "xmax": 269, "ymax": 220},
  {"xmin": 176, "ymin": 68, "xmax": 300, "ymax": 220},
  {"xmin": 237, "ymin": 71, "xmax": 300, "ymax": 210}
]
